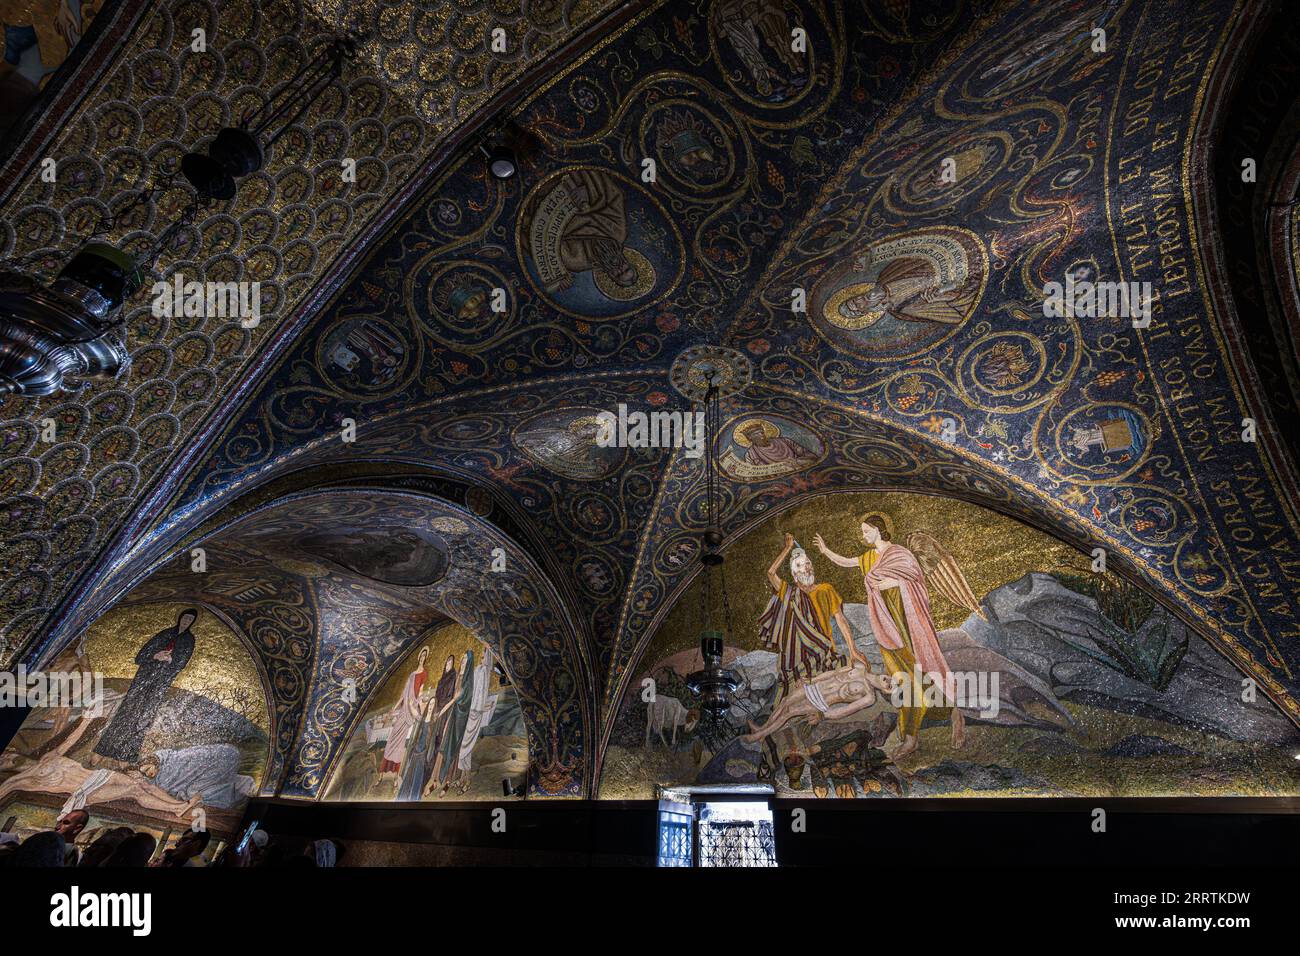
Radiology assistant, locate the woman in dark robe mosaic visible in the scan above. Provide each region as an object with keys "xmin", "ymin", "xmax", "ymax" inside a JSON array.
[{"xmin": 91, "ymin": 608, "xmax": 198, "ymax": 766}]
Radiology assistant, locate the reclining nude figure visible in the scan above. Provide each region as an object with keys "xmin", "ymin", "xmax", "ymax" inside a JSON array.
[
  {"xmin": 0, "ymin": 714, "xmax": 200, "ymax": 820},
  {"xmin": 742, "ymin": 662, "xmax": 895, "ymax": 744}
]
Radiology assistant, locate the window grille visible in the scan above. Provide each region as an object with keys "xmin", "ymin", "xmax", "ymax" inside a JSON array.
[
  {"xmin": 697, "ymin": 817, "xmax": 777, "ymax": 867},
  {"xmin": 657, "ymin": 800, "xmax": 694, "ymax": 867}
]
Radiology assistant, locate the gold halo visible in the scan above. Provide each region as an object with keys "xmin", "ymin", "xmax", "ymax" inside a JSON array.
[
  {"xmin": 823, "ymin": 281, "xmax": 886, "ymax": 330},
  {"xmin": 731, "ymin": 417, "xmax": 781, "ymax": 447},
  {"xmin": 593, "ymin": 247, "xmax": 656, "ymax": 301}
]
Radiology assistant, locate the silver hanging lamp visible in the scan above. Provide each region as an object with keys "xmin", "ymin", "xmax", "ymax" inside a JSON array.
[
  {"xmin": 0, "ymin": 242, "xmax": 143, "ymax": 396},
  {"xmin": 0, "ymin": 35, "xmax": 354, "ymax": 396},
  {"xmin": 0, "ymin": 184, "xmax": 200, "ymax": 396}
]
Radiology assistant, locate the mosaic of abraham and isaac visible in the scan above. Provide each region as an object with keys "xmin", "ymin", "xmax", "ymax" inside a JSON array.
[
  {"xmin": 0, "ymin": 603, "xmax": 269, "ymax": 846},
  {"xmin": 601, "ymin": 493, "xmax": 1300, "ymax": 799}
]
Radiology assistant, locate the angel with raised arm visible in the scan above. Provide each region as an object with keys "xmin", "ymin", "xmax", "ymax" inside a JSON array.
[{"xmin": 814, "ymin": 512, "xmax": 975, "ymax": 755}]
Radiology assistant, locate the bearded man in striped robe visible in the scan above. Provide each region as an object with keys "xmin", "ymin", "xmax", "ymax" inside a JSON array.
[{"xmin": 758, "ymin": 533, "xmax": 869, "ymax": 699}]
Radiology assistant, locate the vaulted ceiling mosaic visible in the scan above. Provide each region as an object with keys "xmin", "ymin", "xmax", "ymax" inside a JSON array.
[
  {"xmin": 0, "ymin": 0, "xmax": 633, "ymax": 654},
  {"xmin": 4, "ymin": 0, "xmax": 1300, "ymax": 798},
  {"xmin": 116, "ymin": 488, "xmax": 590, "ymax": 795}
]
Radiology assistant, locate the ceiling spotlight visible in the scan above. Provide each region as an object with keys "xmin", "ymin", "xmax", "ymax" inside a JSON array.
[
  {"xmin": 0, "ymin": 242, "xmax": 142, "ymax": 395},
  {"xmin": 479, "ymin": 143, "xmax": 517, "ymax": 180},
  {"xmin": 182, "ymin": 36, "xmax": 354, "ymax": 200}
]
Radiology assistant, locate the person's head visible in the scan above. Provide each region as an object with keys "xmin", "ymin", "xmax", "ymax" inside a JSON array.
[
  {"xmin": 138, "ymin": 755, "xmax": 160, "ymax": 778},
  {"xmin": 842, "ymin": 283, "xmax": 887, "ymax": 317},
  {"xmin": 55, "ymin": 809, "xmax": 89, "ymax": 842},
  {"xmin": 13, "ymin": 831, "xmax": 65, "ymax": 867},
  {"xmin": 234, "ymin": 828, "xmax": 268, "ymax": 866},
  {"xmin": 172, "ymin": 828, "xmax": 210, "ymax": 860},
  {"xmin": 176, "ymin": 608, "xmax": 198, "ymax": 631},
  {"xmin": 454, "ymin": 287, "xmax": 486, "ymax": 319},
  {"xmin": 309, "ymin": 839, "xmax": 337, "ymax": 868},
  {"xmin": 742, "ymin": 421, "xmax": 772, "ymax": 447},
  {"xmin": 859, "ymin": 512, "xmax": 892, "ymax": 547},
  {"xmin": 105, "ymin": 832, "xmax": 156, "ymax": 867},
  {"xmin": 78, "ymin": 826, "xmax": 133, "ymax": 867},
  {"xmin": 790, "ymin": 547, "xmax": 815, "ymax": 587},
  {"xmin": 593, "ymin": 240, "xmax": 636, "ymax": 286},
  {"xmin": 443, "ymin": 655, "xmax": 454, "ymax": 673}
]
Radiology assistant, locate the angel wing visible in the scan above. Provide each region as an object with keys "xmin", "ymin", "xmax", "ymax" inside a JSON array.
[{"xmin": 905, "ymin": 529, "xmax": 986, "ymax": 620}]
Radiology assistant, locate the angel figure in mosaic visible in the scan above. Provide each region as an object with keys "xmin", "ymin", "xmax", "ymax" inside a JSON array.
[{"xmin": 814, "ymin": 512, "xmax": 983, "ymax": 755}]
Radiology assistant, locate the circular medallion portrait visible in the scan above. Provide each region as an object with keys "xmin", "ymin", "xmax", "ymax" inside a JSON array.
[
  {"xmin": 405, "ymin": 259, "xmax": 515, "ymax": 350},
  {"xmin": 809, "ymin": 226, "xmax": 987, "ymax": 360},
  {"xmin": 882, "ymin": 131, "xmax": 1013, "ymax": 215},
  {"xmin": 516, "ymin": 167, "xmax": 683, "ymax": 320},
  {"xmin": 641, "ymin": 101, "xmax": 738, "ymax": 196},
  {"xmin": 707, "ymin": 0, "xmax": 830, "ymax": 112},
  {"xmin": 1048, "ymin": 402, "xmax": 1153, "ymax": 483},
  {"xmin": 513, "ymin": 406, "xmax": 628, "ymax": 480},
  {"xmin": 717, "ymin": 413, "xmax": 827, "ymax": 482}
]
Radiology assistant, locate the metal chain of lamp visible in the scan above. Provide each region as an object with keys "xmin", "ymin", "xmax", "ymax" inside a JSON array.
[
  {"xmin": 0, "ymin": 36, "xmax": 355, "ymax": 396},
  {"xmin": 181, "ymin": 36, "xmax": 356, "ymax": 200},
  {"xmin": 686, "ymin": 372, "xmax": 742, "ymax": 722}
]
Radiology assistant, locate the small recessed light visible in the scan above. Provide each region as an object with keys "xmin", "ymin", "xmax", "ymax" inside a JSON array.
[{"xmin": 479, "ymin": 143, "xmax": 516, "ymax": 180}]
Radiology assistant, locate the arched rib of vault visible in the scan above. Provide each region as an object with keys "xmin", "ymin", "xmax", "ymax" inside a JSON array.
[
  {"xmin": 140, "ymin": 374, "xmax": 678, "ymax": 682},
  {"xmin": 0, "ymin": 0, "xmax": 658, "ymax": 663},
  {"xmin": 1189, "ymin": 0, "xmax": 1300, "ymax": 494},
  {"xmin": 603, "ymin": 386, "xmax": 1300, "ymax": 743},
  {"xmin": 50, "ymin": 486, "xmax": 593, "ymax": 797},
  {"xmin": 46, "ymin": 455, "xmax": 595, "ymax": 668}
]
